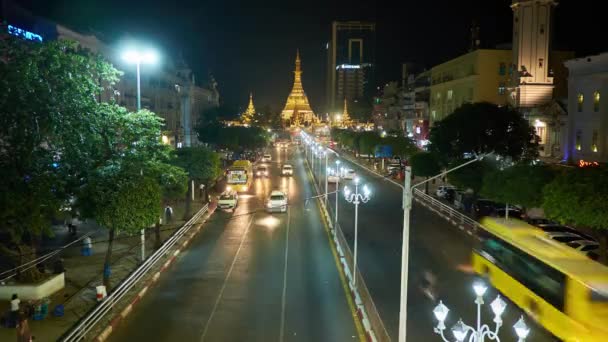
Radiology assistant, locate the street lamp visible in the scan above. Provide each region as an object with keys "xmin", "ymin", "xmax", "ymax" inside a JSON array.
[
  {"xmin": 433, "ymin": 282, "xmax": 529, "ymax": 342},
  {"xmin": 343, "ymin": 178, "xmax": 371, "ymax": 289},
  {"xmin": 399, "ymin": 155, "xmax": 489, "ymax": 342},
  {"xmin": 122, "ymin": 47, "xmax": 158, "ymax": 263},
  {"xmin": 334, "ymin": 160, "xmax": 341, "ymax": 231},
  {"xmin": 122, "ymin": 48, "xmax": 159, "ymax": 111}
]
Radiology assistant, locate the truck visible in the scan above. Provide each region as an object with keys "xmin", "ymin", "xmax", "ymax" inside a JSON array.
[{"xmin": 225, "ymin": 160, "xmax": 253, "ymax": 192}]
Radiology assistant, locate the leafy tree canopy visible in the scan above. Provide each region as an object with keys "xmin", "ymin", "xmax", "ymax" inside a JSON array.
[
  {"xmin": 171, "ymin": 147, "xmax": 222, "ymax": 183},
  {"xmin": 481, "ymin": 164, "xmax": 556, "ymax": 208},
  {"xmin": 429, "ymin": 102, "xmax": 539, "ymax": 165},
  {"xmin": 410, "ymin": 152, "xmax": 441, "ymax": 177},
  {"xmin": 447, "ymin": 159, "xmax": 497, "ymax": 193}
]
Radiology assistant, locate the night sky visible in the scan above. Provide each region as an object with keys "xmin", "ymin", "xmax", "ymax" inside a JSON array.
[{"xmin": 19, "ymin": 0, "xmax": 607, "ymax": 113}]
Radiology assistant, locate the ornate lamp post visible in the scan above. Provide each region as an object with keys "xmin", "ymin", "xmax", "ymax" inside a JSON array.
[
  {"xmin": 343, "ymin": 178, "xmax": 371, "ymax": 290},
  {"xmin": 433, "ymin": 282, "xmax": 530, "ymax": 342}
]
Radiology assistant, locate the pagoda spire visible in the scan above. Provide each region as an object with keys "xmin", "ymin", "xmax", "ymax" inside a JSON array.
[
  {"xmin": 281, "ymin": 49, "xmax": 315, "ymax": 126},
  {"xmin": 341, "ymin": 98, "xmax": 352, "ymax": 126},
  {"xmin": 241, "ymin": 92, "xmax": 256, "ymax": 125}
]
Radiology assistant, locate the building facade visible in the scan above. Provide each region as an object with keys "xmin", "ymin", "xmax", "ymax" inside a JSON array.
[
  {"xmin": 2, "ymin": 0, "xmax": 219, "ymax": 147},
  {"xmin": 326, "ymin": 21, "xmax": 376, "ymax": 115},
  {"xmin": 564, "ymin": 53, "xmax": 608, "ymax": 163},
  {"xmin": 430, "ymin": 49, "xmax": 513, "ymax": 123}
]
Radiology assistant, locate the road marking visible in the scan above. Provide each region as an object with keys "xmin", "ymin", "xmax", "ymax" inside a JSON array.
[
  {"xmin": 200, "ymin": 214, "xmax": 255, "ymax": 342},
  {"xmin": 279, "ymin": 208, "xmax": 291, "ymax": 342}
]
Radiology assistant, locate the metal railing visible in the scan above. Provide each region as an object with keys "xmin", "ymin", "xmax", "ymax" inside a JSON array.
[
  {"xmin": 412, "ymin": 188, "xmax": 482, "ymax": 235},
  {"xmin": 61, "ymin": 203, "xmax": 209, "ymax": 341}
]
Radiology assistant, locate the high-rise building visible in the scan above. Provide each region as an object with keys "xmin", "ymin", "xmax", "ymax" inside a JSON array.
[{"xmin": 325, "ymin": 21, "xmax": 376, "ymax": 115}]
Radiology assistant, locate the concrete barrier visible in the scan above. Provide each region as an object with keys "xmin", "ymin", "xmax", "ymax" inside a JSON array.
[{"xmin": 0, "ymin": 273, "xmax": 65, "ymax": 301}]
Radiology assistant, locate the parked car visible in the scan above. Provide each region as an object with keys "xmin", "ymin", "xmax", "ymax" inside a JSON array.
[
  {"xmin": 546, "ymin": 231, "xmax": 588, "ymax": 244},
  {"xmin": 262, "ymin": 154, "xmax": 272, "ymax": 162},
  {"xmin": 566, "ymin": 240, "xmax": 600, "ymax": 260},
  {"xmin": 527, "ymin": 217, "xmax": 557, "ymax": 226},
  {"xmin": 327, "ymin": 172, "xmax": 340, "ymax": 183},
  {"xmin": 217, "ymin": 189, "xmax": 238, "ymax": 210},
  {"xmin": 266, "ymin": 190, "xmax": 288, "ymax": 213},
  {"xmin": 386, "ymin": 163, "xmax": 402, "ymax": 174},
  {"xmin": 453, "ymin": 190, "xmax": 467, "ymax": 210},
  {"xmin": 436, "ymin": 185, "xmax": 456, "ymax": 199},
  {"xmin": 281, "ymin": 164, "xmax": 293, "ymax": 176},
  {"xmin": 472, "ymin": 199, "xmax": 500, "ymax": 218},
  {"xmin": 255, "ymin": 165, "xmax": 269, "ymax": 177},
  {"xmin": 443, "ymin": 188, "xmax": 457, "ymax": 202},
  {"xmin": 494, "ymin": 207, "xmax": 524, "ymax": 220},
  {"xmin": 536, "ymin": 224, "xmax": 596, "ymax": 240},
  {"xmin": 343, "ymin": 169, "xmax": 356, "ymax": 180}
]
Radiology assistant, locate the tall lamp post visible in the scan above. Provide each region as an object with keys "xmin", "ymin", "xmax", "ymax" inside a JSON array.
[
  {"xmin": 334, "ymin": 160, "xmax": 341, "ymax": 231},
  {"xmin": 433, "ymin": 281, "xmax": 530, "ymax": 342},
  {"xmin": 399, "ymin": 156, "xmax": 487, "ymax": 342},
  {"xmin": 343, "ymin": 178, "xmax": 371, "ymax": 289},
  {"xmin": 122, "ymin": 48, "xmax": 158, "ymax": 263}
]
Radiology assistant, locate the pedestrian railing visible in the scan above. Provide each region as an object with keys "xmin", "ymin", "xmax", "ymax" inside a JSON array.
[
  {"xmin": 412, "ymin": 189, "xmax": 483, "ymax": 235},
  {"xmin": 60, "ymin": 203, "xmax": 209, "ymax": 341}
]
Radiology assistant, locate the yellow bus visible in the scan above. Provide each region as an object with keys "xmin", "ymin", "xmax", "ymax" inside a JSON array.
[
  {"xmin": 225, "ymin": 160, "xmax": 252, "ymax": 192},
  {"xmin": 472, "ymin": 217, "xmax": 608, "ymax": 341}
]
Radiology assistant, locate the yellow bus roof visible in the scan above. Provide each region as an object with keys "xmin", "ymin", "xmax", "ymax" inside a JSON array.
[
  {"xmin": 480, "ymin": 217, "xmax": 608, "ymax": 283},
  {"xmin": 231, "ymin": 160, "xmax": 252, "ymax": 168}
]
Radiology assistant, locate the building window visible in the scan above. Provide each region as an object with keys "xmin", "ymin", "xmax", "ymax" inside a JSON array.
[
  {"xmin": 534, "ymin": 119, "xmax": 546, "ymax": 144},
  {"xmin": 594, "ymin": 91, "xmax": 600, "ymax": 112},
  {"xmin": 447, "ymin": 90, "xmax": 453, "ymax": 100},
  {"xmin": 576, "ymin": 130, "xmax": 582, "ymax": 151},
  {"xmin": 499, "ymin": 63, "xmax": 506, "ymax": 76},
  {"xmin": 577, "ymin": 93, "xmax": 584, "ymax": 112},
  {"xmin": 592, "ymin": 130, "xmax": 599, "ymax": 152},
  {"xmin": 498, "ymin": 82, "xmax": 506, "ymax": 95}
]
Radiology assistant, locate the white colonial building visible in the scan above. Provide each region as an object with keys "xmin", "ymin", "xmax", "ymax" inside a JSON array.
[{"xmin": 564, "ymin": 53, "xmax": 608, "ymax": 163}]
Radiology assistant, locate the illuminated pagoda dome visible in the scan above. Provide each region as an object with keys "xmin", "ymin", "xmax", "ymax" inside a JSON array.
[
  {"xmin": 241, "ymin": 92, "xmax": 256, "ymax": 125},
  {"xmin": 340, "ymin": 98, "xmax": 353, "ymax": 127},
  {"xmin": 281, "ymin": 49, "xmax": 317, "ymax": 126}
]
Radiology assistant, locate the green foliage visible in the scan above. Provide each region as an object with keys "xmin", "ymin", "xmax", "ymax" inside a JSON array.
[
  {"xmin": 171, "ymin": 147, "xmax": 222, "ymax": 183},
  {"xmin": 429, "ymin": 102, "xmax": 539, "ymax": 165},
  {"xmin": 146, "ymin": 161, "xmax": 188, "ymax": 200},
  {"xmin": 481, "ymin": 165, "xmax": 556, "ymax": 208},
  {"xmin": 84, "ymin": 168, "xmax": 161, "ymax": 233},
  {"xmin": 358, "ymin": 132, "xmax": 382, "ymax": 155},
  {"xmin": 197, "ymin": 123, "xmax": 269, "ymax": 151},
  {"xmin": 543, "ymin": 168, "xmax": 608, "ymax": 230},
  {"xmin": 447, "ymin": 159, "xmax": 497, "ymax": 193},
  {"xmin": 0, "ymin": 37, "xmax": 121, "ymax": 250},
  {"xmin": 410, "ymin": 152, "xmax": 441, "ymax": 177},
  {"xmin": 383, "ymin": 136, "xmax": 418, "ymax": 158}
]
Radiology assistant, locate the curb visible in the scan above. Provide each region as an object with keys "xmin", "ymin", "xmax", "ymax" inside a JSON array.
[
  {"xmin": 94, "ymin": 203, "xmax": 217, "ymax": 342},
  {"xmin": 304, "ymin": 154, "xmax": 378, "ymax": 342}
]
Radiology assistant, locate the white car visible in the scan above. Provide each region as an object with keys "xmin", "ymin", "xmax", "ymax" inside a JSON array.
[
  {"xmin": 281, "ymin": 164, "xmax": 293, "ymax": 176},
  {"xmin": 327, "ymin": 174, "xmax": 340, "ymax": 183},
  {"xmin": 217, "ymin": 190, "xmax": 238, "ymax": 210},
  {"xmin": 266, "ymin": 190, "xmax": 288, "ymax": 213},
  {"xmin": 566, "ymin": 240, "xmax": 600, "ymax": 260},
  {"xmin": 262, "ymin": 154, "xmax": 272, "ymax": 162},
  {"xmin": 342, "ymin": 169, "xmax": 356, "ymax": 180}
]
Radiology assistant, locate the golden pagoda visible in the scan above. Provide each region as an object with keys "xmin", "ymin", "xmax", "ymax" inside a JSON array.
[
  {"xmin": 340, "ymin": 98, "xmax": 353, "ymax": 127},
  {"xmin": 281, "ymin": 49, "xmax": 316, "ymax": 126},
  {"xmin": 241, "ymin": 92, "xmax": 256, "ymax": 125}
]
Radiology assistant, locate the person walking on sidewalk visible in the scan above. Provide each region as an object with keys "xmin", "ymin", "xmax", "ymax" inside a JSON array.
[
  {"xmin": 164, "ymin": 205, "xmax": 173, "ymax": 223},
  {"xmin": 16, "ymin": 314, "xmax": 32, "ymax": 342},
  {"xmin": 9, "ymin": 294, "xmax": 20, "ymax": 328}
]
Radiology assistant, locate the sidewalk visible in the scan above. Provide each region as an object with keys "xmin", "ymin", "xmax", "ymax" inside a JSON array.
[{"xmin": 0, "ymin": 198, "xmax": 206, "ymax": 341}]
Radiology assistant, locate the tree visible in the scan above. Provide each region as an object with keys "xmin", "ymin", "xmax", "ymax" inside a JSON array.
[
  {"xmin": 82, "ymin": 167, "xmax": 160, "ymax": 288},
  {"xmin": 358, "ymin": 132, "xmax": 382, "ymax": 160},
  {"xmin": 543, "ymin": 168, "xmax": 608, "ymax": 263},
  {"xmin": 172, "ymin": 147, "xmax": 222, "ymax": 218},
  {"xmin": 447, "ymin": 159, "xmax": 497, "ymax": 193},
  {"xmin": 0, "ymin": 37, "xmax": 121, "ymax": 281},
  {"xmin": 410, "ymin": 152, "xmax": 441, "ymax": 193},
  {"xmin": 429, "ymin": 102, "xmax": 539, "ymax": 165},
  {"xmin": 383, "ymin": 136, "xmax": 418, "ymax": 158},
  {"xmin": 146, "ymin": 161, "xmax": 188, "ymax": 248},
  {"xmin": 481, "ymin": 164, "xmax": 556, "ymax": 210}
]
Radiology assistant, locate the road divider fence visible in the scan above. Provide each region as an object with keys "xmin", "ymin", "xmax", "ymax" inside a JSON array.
[{"xmin": 60, "ymin": 203, "xmax": 211, "ymax": 342}]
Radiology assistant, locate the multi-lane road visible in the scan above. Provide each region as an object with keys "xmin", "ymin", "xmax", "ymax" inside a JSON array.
[
  {"xmin": 108, "ymin": 147, "xmax": 361, "ymax": 341},
  {"xmin": 319, "ymin": 150, "xmax": 556, "ymax": 341}
]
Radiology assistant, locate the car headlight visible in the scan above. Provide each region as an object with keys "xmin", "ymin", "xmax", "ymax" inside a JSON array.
[{"xmin": 267, "ymin": 203, "xmax": 273, "ymax": 208}]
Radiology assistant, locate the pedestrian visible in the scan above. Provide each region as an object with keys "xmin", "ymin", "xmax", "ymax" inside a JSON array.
[
  {"xmin": 164, "ymin": 205, "xmax": 173, "ymax": 223},
  {"xmin": 16, "ymin": 314, "xmax": 32, "ymax": 342},
  {"xmin": 81, "ymin": 236, "xmax": 92, "ymax": 256},
  {"xmin": 10, "ymin": 294, "xmax": 20, "ymax": 328}
]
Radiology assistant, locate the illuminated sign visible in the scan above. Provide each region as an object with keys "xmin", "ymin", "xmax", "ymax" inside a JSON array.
[
  {"xmin": 578, "ymin": 160, "xmax": 600, "ymax": 168},
  {"xmin": 8, "ymin": 25, "xmax": 43, "ymax": 42},
  {"xmin": 336, "ymin": 64, "xmax": 361, "ymax": 70}
]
